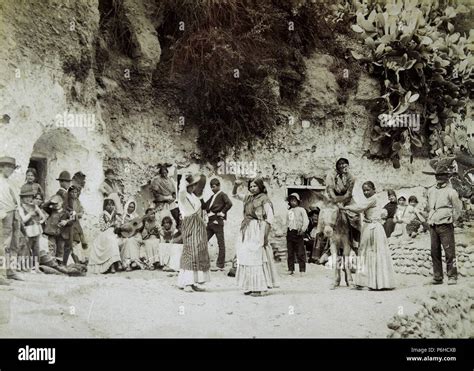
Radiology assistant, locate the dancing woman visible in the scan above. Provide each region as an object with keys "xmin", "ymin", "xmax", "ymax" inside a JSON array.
[{"xmin": 177, "ymin": 174, "xmax": 210, "ymax": 292}]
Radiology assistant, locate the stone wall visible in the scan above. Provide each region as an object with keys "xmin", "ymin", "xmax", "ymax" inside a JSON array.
[
  {"xmin": 389, "ymin": 226, "xmax": 474, "ymax": 279},
  {"xmin": 1, "ymin": 0, "xmax": 472, "ymax": 256},
  {"xmin": 387, "ymin": 284, "xmax": 474, "ymax": 338}
]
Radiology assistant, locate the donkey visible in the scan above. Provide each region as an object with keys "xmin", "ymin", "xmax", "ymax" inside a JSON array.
[{"xmin": 316, "ymin": 195, "xmax": 358, "ymax": 289}]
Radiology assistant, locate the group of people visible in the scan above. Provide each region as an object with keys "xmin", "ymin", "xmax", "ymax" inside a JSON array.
[
  {"xmin": 382, "ymin": 191, "xmax": 429, "ymax": 238},
  {"xmin": 0, "ymin": 158, "xmax": 88, "ymax": 283},
  {"xmin": 283, "ymin": 157, "xmax": 463, "ymax": 290},
  {"xmin": 0, "ymin": 155, "xmax": 464, "ymax": 292}
]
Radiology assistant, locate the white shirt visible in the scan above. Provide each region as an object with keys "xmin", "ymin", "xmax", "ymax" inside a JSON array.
[
  {"xmin": 178, "ymin": 177, "xmax": 202, "ymax": 217},
  {"xmin": 207, "ymin": 190, "xmax": 222, "ymax": 216},
  {"xmin": 0, "ymin": 176, "xmax": 19, "ymax": 217}
]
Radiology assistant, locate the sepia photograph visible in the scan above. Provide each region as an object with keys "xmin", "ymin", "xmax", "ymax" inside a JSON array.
[{"xmin": 0, "ymin": 0, "xmax": 473, "ymax": 367}]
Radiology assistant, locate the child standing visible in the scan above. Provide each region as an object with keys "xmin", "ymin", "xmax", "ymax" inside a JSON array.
[
  {"xmin": 18, "ymin": 184, "xmax": 47, "ymax": 273},
  {"xmin": 23, "ymin": 168, "xmax": 44, "ymax": 199},
  {"xmin": 286, "ymin": 193, "xmax": 309, "ymax": 276},
  {"xmin": 427, "ymin": 163, "xmax": 462, "ymax": 285},
  {"xmin": 383, "ymin": 190, "xmax": 397, "ymax": 237},
  {"xmin": 43, "ymin": 195, "xmax": 68, "ymax": 259}
]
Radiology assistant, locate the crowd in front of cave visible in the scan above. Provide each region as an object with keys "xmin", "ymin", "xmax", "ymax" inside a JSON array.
[{"xmin": 0, "ymin": 154, "xmax": 466, "ymax": 296}]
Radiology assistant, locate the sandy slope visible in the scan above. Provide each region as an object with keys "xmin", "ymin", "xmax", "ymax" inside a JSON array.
[{"xmin": 2, "ymin": 260, "xmax": 468, "ymax": 338}]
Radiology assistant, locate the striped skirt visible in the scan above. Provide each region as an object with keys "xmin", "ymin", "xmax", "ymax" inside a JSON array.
[{"xmin": 178, "ymin": 210, "xmax": 210, "ymax": 287}]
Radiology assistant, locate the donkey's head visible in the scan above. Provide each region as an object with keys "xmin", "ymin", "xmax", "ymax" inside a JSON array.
[
  {"xmin": 315, "ymin": 192, "xmax": 340, "ymax": 239},
  {"xmin": 317, "ymin": 205, "xmax": 339, "ymax": 238}
]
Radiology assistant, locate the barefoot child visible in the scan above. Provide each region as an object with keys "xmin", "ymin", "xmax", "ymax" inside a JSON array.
[{"xmin": 18, "ymin": 184, "xmax": 47, "ymax": 273}]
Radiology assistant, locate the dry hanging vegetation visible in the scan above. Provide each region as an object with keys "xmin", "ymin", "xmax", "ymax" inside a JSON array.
[{"xmin": 154, "ymin": 0, "xmax": 340, "ymax": 163}]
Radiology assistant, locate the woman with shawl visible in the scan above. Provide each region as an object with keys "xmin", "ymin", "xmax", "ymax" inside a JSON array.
[
  {"xmin": 232, "ymin": 177, "xmax": 279, "ymax": 297},
  {"xmin": 88, "ymin": 198, "xmax": 123, "ymax": 274},
  {"xmin": 151, "ymin": 165, "xmax": 177, "ymax": 213},
  {"xmin": 177, "ymin": 174, "xmax": 210, "ymax": 292}
]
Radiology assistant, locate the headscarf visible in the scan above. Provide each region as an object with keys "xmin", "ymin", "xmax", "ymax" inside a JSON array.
[
  {"xmin": 102, "ymin": 198, "xmax": 116, "ymax": 225},
  {"xmin": 123, "ymin": 199, "xmax": 139, "ymax": 223}
]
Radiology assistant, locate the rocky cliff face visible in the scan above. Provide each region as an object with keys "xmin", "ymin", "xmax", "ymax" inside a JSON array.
[{"xmin": 0, "ymin": 0, "xmax": 455, "ymax": 246}]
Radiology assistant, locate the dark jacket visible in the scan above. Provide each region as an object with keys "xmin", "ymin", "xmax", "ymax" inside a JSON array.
[
  {"xmin": 43, "ymin": 208, "xmax": 69, "ymax": 237},
  {"xmin": 202, "ymin": 191, "xmax": 233, "ymax": 225}
]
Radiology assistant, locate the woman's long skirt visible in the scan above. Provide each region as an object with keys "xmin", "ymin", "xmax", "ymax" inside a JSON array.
[
  {"xmin": 140, "ymin": 237, "xmax": 160, "ymax": 266},
  {"xmin": 383, "ymin": 218, "xmax": 396, "ymax": 237},
  {"xmin": 354, "ymin": 221, "xmax": 395, "ymax": 290},
  {"xmin": 236, "ymin": 219, "xmax": 279, "ymax": 292},
  {"xmin": 159, "ymin": 242, "xmax": 183, "ymax": 271},
  {"xmin": 177, "ymin": 211, "xmax": 210, "ymax": 287},
  {"xmin": 120, "ymin": 235, "xmax": 144, "ymax": 269},
  {"xmin": 88, "ymin": 228, "xmax": 122, "ymax": 274}
]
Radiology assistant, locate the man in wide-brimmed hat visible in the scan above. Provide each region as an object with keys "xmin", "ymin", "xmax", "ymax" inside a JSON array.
[
  {"xmin": 42, "ymin": 170, "xmax": 72, "ymax": 211},
  {"xmin": 0, "ymin": 156, "xmax": 24, "ymax": 284},
  {"xmin": 426, "ymin": 162, "xmax": 462, "ymax": 285},
  {"xmin": 55, "ymin": 170, "xmax": 72, "ymax": 201}
]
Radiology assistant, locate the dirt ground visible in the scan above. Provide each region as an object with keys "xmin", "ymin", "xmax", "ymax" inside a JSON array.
[{"xmin": 2, "ymin": 258, "xmax": 471, "ymax": 338}]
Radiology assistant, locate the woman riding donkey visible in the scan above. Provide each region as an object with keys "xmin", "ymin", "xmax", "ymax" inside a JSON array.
[{"xmin": 320, "ymin": 158, "xmax": 360, "ymax": 289}]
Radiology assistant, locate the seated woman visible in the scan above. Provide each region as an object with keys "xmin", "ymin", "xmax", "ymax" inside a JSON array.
[
  {"xmin": 392, "ymin": 196, "xmax": 411, "ymax": 238},
  {"xmin": 119, "ymin": 199, "xmax": 144, "ymax": 271},
  {"xmin": 158, "ymin": 216, "xmax": 183, "ymax": 272},
  {"xmin": 140, "ymin": 208, "xmax": 161, "ymax": 270},
  {"xmin": 88, "ymin": 199, "xmax": 123, "ymax": 274}
]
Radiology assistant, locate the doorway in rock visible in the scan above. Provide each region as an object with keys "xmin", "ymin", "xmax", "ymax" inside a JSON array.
[{"xmin": 28, "ymin": 156, "xmax": 47, "ymax": 192}]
